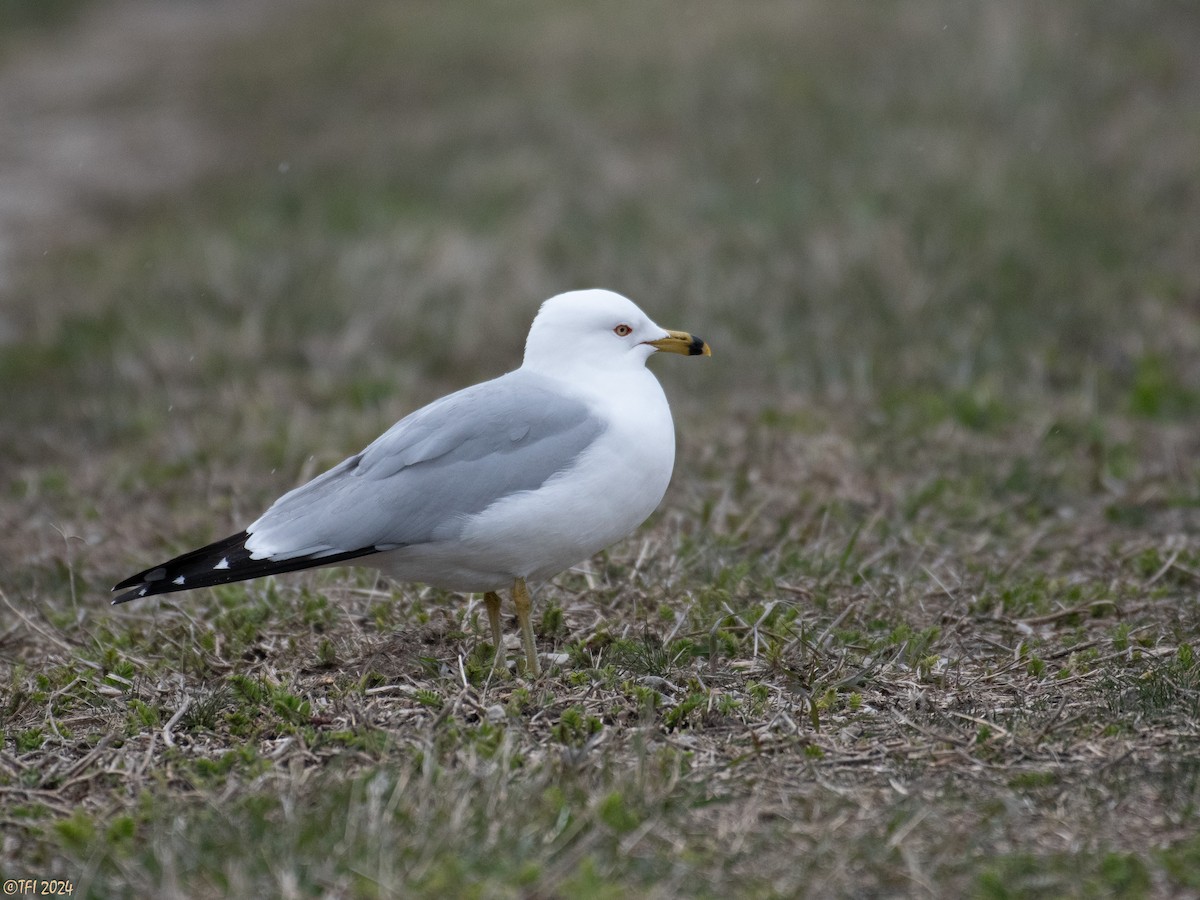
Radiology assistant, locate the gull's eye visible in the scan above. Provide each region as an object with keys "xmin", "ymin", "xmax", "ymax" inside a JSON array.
[{"xmin": 613, "ymin": 324, "xmax": 633, "ymax": 337}]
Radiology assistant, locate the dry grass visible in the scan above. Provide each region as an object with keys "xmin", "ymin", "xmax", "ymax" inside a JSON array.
[{"xmin": 2, "ymin": 1, "xmax": 1200, "ymax": 897}]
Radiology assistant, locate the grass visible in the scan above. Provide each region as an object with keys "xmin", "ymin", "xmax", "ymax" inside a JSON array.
[{"xmin": 2, "ymin": 0, "xmax": 1199, "ymax": 896}]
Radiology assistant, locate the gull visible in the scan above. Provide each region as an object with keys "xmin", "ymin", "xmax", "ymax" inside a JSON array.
[{"xmin": 112, "ymin": 289, "xmax": 710, "ymax": 675}]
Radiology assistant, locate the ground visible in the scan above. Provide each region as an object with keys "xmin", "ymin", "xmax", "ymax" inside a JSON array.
[{"xmin": 2, "ymin": 1, "xmax": 1199, "ymax": 897}]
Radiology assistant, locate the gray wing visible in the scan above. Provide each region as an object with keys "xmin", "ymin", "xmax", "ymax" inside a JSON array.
[{"xmin": 243, "ymin": 370, "xmax": 604, "ymax": 561}]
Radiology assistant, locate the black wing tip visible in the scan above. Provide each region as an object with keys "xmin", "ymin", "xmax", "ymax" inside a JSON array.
[
  {"xmin": 111, "ymin": 586, "xmax": 149, "ymax": 605},
  {"xmin": 111, "ymin": 565, "xmax": 167, "ymax": 592},
  {"xmin": 109, "ymin": 530, "xmax": 253, "ymax": 604},
  {"xmin": 108, "ymin": 530, "xmax": 379, "ymax": 606}
]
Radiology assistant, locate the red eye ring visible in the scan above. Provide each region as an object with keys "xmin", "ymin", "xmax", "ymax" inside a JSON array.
[{"xmin": 614, "ymin": 323, "xmax": 633, "ymax": 337}]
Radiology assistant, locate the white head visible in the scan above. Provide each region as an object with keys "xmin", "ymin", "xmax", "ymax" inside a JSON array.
[{"xmin": 521, "ymin": 289, "xmax": 709, "ymax": 377}]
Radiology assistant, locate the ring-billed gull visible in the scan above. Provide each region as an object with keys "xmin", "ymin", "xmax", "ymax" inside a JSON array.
[{"xmin": 113, "ymin": 288, "xmax": 711, "ymax": 675}]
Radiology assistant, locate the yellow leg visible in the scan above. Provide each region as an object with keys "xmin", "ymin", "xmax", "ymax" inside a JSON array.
[
  {"xmin": 511, "ymin": 577, "xmax": 540, "ymax": 677},
  {"xmin": 483, "ymin": 591, "xmax": 505, "ymax": 674}
]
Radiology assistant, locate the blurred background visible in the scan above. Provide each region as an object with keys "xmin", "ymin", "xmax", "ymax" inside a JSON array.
[
  {"xmin": 3, "ymin": 5, "xmax": 1200, "ymax": 892},
  {"xmin": 1, "ymin": 0, "xmax": 1198, "ymax": 581}
]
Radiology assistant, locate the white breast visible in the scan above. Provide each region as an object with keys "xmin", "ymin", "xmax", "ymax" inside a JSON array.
[
  {"xmin": 373, "ymin": 368, "xmax": 670, "ymax": 591},
  {"xmin": 467, "ymin": 367, "xmax": 674, "ymax": 578}
]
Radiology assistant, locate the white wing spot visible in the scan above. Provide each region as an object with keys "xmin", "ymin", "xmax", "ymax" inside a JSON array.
[
  {"xmin": 172, "ymin": 576, "xmax": 185, "ymax": 585},
  {"xmin": 214, "ymin": 557, "xmax": 230, "ymax": 570}
]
